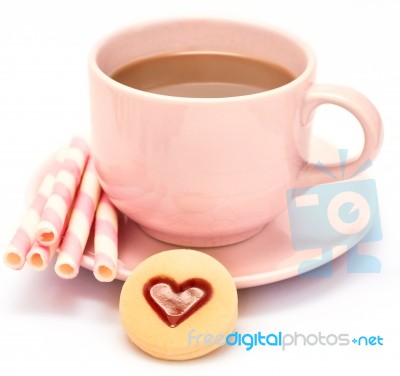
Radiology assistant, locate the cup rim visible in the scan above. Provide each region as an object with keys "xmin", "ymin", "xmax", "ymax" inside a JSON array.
[{"xmin": 89, "ymin": 17, "xmax": 316, "ymax": 103}]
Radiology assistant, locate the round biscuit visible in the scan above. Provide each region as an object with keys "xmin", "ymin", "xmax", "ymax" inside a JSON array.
[{"xmin": 119, "ymin": 249, "xmax": 238, "ymax": 360}]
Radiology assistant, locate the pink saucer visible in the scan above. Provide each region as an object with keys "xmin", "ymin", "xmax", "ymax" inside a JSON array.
[{"xmin": 28, "ymin": 139, "xmax": 377, "ymax": 289}]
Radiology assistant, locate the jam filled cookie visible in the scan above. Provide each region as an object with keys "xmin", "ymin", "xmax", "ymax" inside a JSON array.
[{"xmin": 119, "ymin": 249, "xmax": 238, "ymax": 360}]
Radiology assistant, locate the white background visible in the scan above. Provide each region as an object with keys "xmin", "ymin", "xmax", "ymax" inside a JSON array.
[{"xmin": 1, "ymin": 0, "xmax": 399, "ymax": 375}]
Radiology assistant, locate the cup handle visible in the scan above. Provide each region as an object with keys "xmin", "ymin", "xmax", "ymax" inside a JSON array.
[{"xmin": 298, "ymin": 84, "xmax": 383, "ymax": 186}]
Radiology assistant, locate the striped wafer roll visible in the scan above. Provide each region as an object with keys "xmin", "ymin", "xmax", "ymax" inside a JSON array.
[
  {"xmin": 93, "ymin": 193, "xmax": 119, "ymax": 282},
  {"xmin": 26, "ymin": 208, "xmax": 72, "ymax": 271},
  {"xmin": 55, "ymin": 159, "xmax": 101, "ymax": 279},
  {"xmin": 3, "ymin": 148, "xmax": 67, "ymax": 270},
  {"xmin": 26, "ymin": 240, "xmax": 60, "ymax": 271},
  {"xmin": 35, "ymin": 137, "xmax": 90, "ymax": 246}
]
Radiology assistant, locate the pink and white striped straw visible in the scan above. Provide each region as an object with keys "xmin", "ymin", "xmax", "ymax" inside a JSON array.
[
  {"xmin": 35, "ymin": 137, "xmax": 90, "ymax": 246},
  {"xmin": 93, "ymin": 193, "xmax": 119, "ymax": 282},
  {"xmin": 3, "ymin": 148, "xmax": 67, "ymax": 270},
  {"xmin": 55, "ymin": 159, "xmax": 101, "ymax": 279}
]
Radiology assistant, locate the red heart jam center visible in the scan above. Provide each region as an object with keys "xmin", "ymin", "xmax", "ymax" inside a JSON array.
[{"xmin": 143, "ymin": 276, "xmax": 213, "ymax": 328}]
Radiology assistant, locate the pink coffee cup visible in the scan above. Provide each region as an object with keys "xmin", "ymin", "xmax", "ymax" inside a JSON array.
[{"xmin": 89, "ymin": 18, "xmax": 383, "ymax": 247}]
